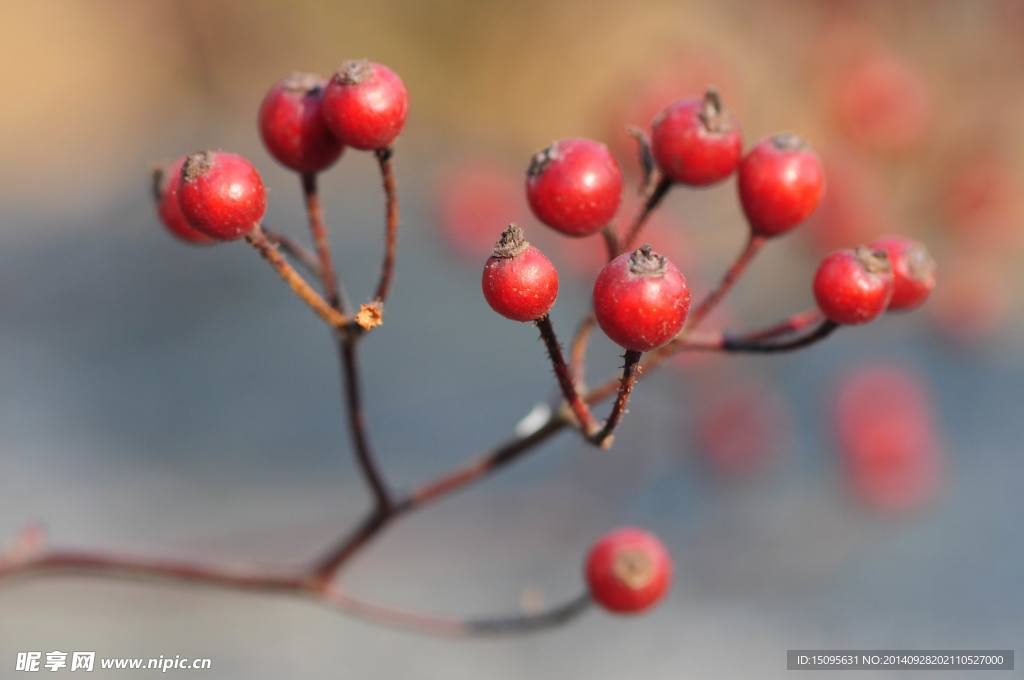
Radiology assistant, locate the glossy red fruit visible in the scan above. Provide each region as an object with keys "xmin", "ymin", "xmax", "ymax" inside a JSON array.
[
  {"xmin": 526, "ymin": 138, "xmax": 622, "ymax": 237},
  {"xmin": 585, "ymin": 527, "xmax": 672, "ymax": 614},
  {"xmin": 481, "ymin": 224, "xmax": 558, "ymax": 322},
  {"xmin": 593, "ymin": 245, "xmax": 690, "ymax": 351},
  {"xmin": 258, "ymin": 73, "xmax": 344, "ymax": 174},
  {"xmin": 651, "ymin": 89, "xmax": 742, "ymax": 186},
  {"xmin": 322, "ymin": 60, "xmax": 408, "ymax": 151},
  {"xmin": 835, "ymin": 366, "xmax": 941, "ymax": 512},
  {"xmin": 869, "ymin": 236, "xmax": 936, "ymax": 311},
  {"xmin": 152, "ymin": 156, "xmax": 214, "ymax": 245},
  {"xmin": 178, "ymin": 151, "xmax": 266, "ymax": 241},
  {"xmin": 813, "ymin": 246, "xmax": 893, "ymax": 325},
  {"xmin": 738, "ymin": 133, "xmax": 825, "ymax": 237}
]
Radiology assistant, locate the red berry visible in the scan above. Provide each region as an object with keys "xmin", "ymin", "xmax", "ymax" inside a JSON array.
[
  {"xmin": 585, "ymin": 527, "xmax": 672, "ymax": 614},
  {"xmin": 481, "ymin": 224, "xmax": 559, "ymax": 322},
  {"xmin": 738, "ymin": 133, "xmax": 825, "ymax": 237},
  {"xmin": 869, "ymin": 236, "xmax": 936, "ymax": 311},
  {"xmin": 152, "ymin": 156, "xmax": 214, "ymax": 245},
  {"xmin": 526, "ymin": 138, "xmax": 622, "ymax": 237},
  {"xmin": 322, "ymin": 60, "xmax": 408, "ymax": 151},
  {"xmin": 178, "ymin": 151, "xmax": 266, "ymax": 241},
  {"xmin": 258, "ymin": 73, "xmax": 344, "ymax": 174},
  {"xmin": 651, "ymin": 89, "xmax": 742, "ymax": 186},
  {"xmin": 813, "ymin": 246, "xmax": 893, "ymax": 325},
  {"xmin": 835, "ymin": 367, "xmax": 940, "ymax": 512},
  {"xmin": 593, "ymin": 245, "xmax": 690, "ymax": 351}
]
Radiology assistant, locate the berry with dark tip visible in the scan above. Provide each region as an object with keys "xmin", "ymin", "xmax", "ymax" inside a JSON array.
[
  {"xmin": 651, "ymin": 89, "xmax": 742, "ymax": 186},
  {"xmin": 481, "ymin": 224, "xmax": 559, "ymax": 322},
  {"xmin": 178, "ymin": 151, "xmax": 266, "ymax": 241},
  {"xmin": 258, "ymin": 72, "xmax": 344, "ymax": 174},
  {"xmin": 526, "ymin": 138, "xmax": 623, "ymax": 237},
  {"xmin": 592, "ymin": 245, "xmax": 690, "ymax": 351},
  {"xmin": 738, "ymin": 133, "xmax": 825, "ymax": 237},
  {"xmin": 813, "ymin": 246, "xmax": 894, "ymax": 324},
  {"xmin": 322, "ymin": 60, "xmax": 408, "ymax": 151}
]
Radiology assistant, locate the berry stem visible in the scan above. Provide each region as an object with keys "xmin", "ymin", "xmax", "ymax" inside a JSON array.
[
  {"xmin": 262, "ymin": 227, "xmax": 322, "ymax": 278},
  {"xmin": 569, "ymin": 315, "xmax": 596, "ymax": 386},
  {"xmin": 686, "ymin": 234, "xmax": 766, "ymax": 331},
  {"xmin": 0, "ymin": 543, "xmax": 589, "ymax": 637},
  {"xmin": 601, "ymin": 224, "xmax": 619, "ymax": 262},
  {"xmin": 677, "ymin": 319, "xmax": 839, "ymax": 353},
  {"xmin": 373, "ymin": 147, "xmax": 399, "ymax": 304},
  {"xmin": 301, "ymin": 173, "xmax": 348, "ymax": 313},
  {"xmin": 740, "ymin": 307, "xmax": 824, "ymax": 341},
  {"xmin": 591, "ymin": 349, "xmax": 643, "ymax": 449},
  {"xmin": 621, "ymin": 176, "xmax": 672, "ymax": 253},
  {"xmin": 245, "ymin": 225, "xmax": 350, "ymax": 329},
  {"xmin": 535, "ymin": 315, "xmax": 599, "ymax": 436},
  {"xmin": 339, "ymin": 339, "xmax": 393, "ymax": 512}
]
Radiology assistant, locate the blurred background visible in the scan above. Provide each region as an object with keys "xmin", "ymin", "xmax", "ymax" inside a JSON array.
[{"xmin": 0, "ymin": 1, "xmax": 1021, "ymax": 677}]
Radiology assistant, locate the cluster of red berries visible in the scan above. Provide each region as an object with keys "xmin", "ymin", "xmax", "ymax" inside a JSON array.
[
  {"xmin": 150, "ymin": 62, "xmax": 938, "ymax": 619},
  {"xmin": 480, "ymin": 87, "xmax": 937, "ymax": 613},
  {"xmin": 153, "ymin": 61, "xmax": 408, "ymax": 242}
]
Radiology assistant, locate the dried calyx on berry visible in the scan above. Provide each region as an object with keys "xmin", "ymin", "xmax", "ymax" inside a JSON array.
[
  {"xmin": 628, "ymin": 244, "xmax": 668, "ymax": 276},
  {"xmin": 770, "ymin": 132, "xmax": 809, "ymax": 151},
  {"xmin": 854, "ymin": 245, "xmax": 892, "ymax": 274},
  {"xmin": 527, "ymin": 142, "xmax": 561, "ymax": 178},
  {"xmin": 481, "ymin": 224, "xmax": 559, "ymax": 322},
  {"xmin": 335, "ymin": 58, "xmax": 374, "ymax": 85},
  {"xmin": 490, "ymin": 223, "xmax": 529, "ymax": 259},
  {"xmin": 697, "ymin": 88, "xmax": 732, "ymax": 133}
]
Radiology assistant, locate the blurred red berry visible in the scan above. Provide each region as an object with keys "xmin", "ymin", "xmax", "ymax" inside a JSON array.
[
  {"xmin": 942, "ymin": 150, "xmax": 1024, "ymax": 250},
  {"xmin": 829, "ymin": 52, "xmax": 931, "ymax": 154},
  {"xmin": 738, "ymin": 134, "xmax": 825, "ymax": 237},
  {"xmin": 694, "ymin": 381, "xmax": 788, "ymax": 477},
  {"xmin": 526, "ymin": 138, "xmax": 622, "ymax": 237},
  {"xmin": 593, "ymin": 245, "xmax": 690, "ymax": 351},
  {"xmin": 151, "ymin": 156, "xmax": 215, "ymax": 245},
  {"xmin": 323, "ymin": 60, "xmax": 408, "ymax": 151},
  {"xmin": 435, "ymin": 160, "xmax": 525, "ymax": 260},
  {"xmin": 258, "ymin": 73, "xmax": 344, "ymax": 174},
  {"xmin": 651, "ymin": 89, "xmax": 742, "ymax": 186},
  {"xmin": 585, "ymin": 527, "xmax": 671, "ymax": 614},
  {"xmin": 835, "ymin": 366, "xmax": 941, "ymax": 511},
  {"xmin": 813, "ymin": 246, "xmax": 893, "ymax": 324},
  {"xmin": 178, "ymin": 151, "xmax": 266, "ymax": 241},
  {"xmin": 870, "ymin": 236, "xmax": 936, "ymax": 311},
  {"xmin": 481, "ymin": 224, "xmax": 558, "ymax": 322}
]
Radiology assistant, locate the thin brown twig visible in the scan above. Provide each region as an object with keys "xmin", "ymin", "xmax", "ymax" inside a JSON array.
[
  {"xmin": 740, "ymin": 308, "xmax": 823, "ymax": 341},
  {"xmin": 686, "ymin": 234, "xmax": 766, "ymax": 331},
  {"xmin": 590, "ymin": 349, "xmax": 642, "ymax": 449},
  {"xmin": 535, "ymin": 315, "xmax": 598, "ymax": 436},
  {"xmin": 262, "ymin": 227, "xmax": 322, "ymax": 278},
  {"xmin": 301, "ymin": 173, "xmax": 347, "ymax": 313},
  {"xmin": 339, "ymin": 339, "xmax": 392, "ymax": 512},
  {"xmin": 373, "ymin": 147, "xmax": 398, "ymax": 304},
  {"xmin": 245, "ymin": 225, "xmax": 349, "ymax": 329},
  {"xmin": 0, "ymin": 547, "xmax": 590, "ymax": 637},
  {"xmin": 621, "ymin": 176, "xmax": 672, "ymax": 253},
  {"xmin": 569, "ymin": 315, "xmax": 596, "ymax": 387}
]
